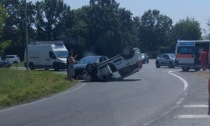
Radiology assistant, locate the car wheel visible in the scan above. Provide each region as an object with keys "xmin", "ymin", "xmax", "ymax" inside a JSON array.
[
  {"xmin": 156, "ymin": 62, "xmax": 160, "ymax": 68},
  {"xmin": 182, "ymin": 66, "xmax": 190, "ymax": 72},
  {"xmin": 122, "ymin": 46, "xmax": 134, "ymax": 59},
  {"xmin": 86, "ymin": 64, "xmax": 95, "ymax": 74},
  {"xmin": 82, "ymin": 71, "xmax": 92, "ymax": 82}
]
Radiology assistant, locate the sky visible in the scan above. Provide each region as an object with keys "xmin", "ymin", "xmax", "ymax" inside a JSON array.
[{"xmin": 30, "ymin": 0, "xmax": 210, "ymax": 34}]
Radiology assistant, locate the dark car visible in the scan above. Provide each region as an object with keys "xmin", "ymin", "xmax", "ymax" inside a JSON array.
[
  {"xmin": 141, "ymin": 53, "xmax": 149, "ymax": 64},
  {"xmin": 74, "ymin": 56, "xmax": 108, "ymax": 79},
  {"xmin": 155, "ymin": 53, "xmax": 177, "ymax": 68},
  {"xmin": 0, "ymin": 56, "xmax": 11, "ymax": 68}
]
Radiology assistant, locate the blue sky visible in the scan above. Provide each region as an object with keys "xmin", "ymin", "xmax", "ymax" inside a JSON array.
[{"xmin": 30, "ymin": 0, "xmax": 210, "ymax": 34}]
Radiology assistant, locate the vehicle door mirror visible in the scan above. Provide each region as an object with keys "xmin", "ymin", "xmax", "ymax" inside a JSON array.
[
  {"xmin": 49, "ymin": 52, "xmax": 56, "ymax": 59},
  {"xmin": 51, "ymin": 55, "xmax": 56, "ymax": 59}
]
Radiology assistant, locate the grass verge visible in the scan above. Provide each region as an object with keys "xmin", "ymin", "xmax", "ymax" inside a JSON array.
[{"xmin": 0, "ymin": 68, "xmax": 78, "ymax": 107}]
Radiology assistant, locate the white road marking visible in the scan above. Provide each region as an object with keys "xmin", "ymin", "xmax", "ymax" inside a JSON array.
[
  {"xmin": 176, "ymin": 114, "xmax": 210, "ymax": 119},
  {"xmin": 168, "ymin": 71, "xmax": 188, "ymax": 92},
  {"xmin": 0, "ymin": 83, "xmax": 87, "ymax": 113},
  {"xmin": 143, "ymin": 71, "xmax": 189, "ymax": 126},
  {"xmin": 183, "ymin": 105, "xmax": 208, "ymax": 108}
]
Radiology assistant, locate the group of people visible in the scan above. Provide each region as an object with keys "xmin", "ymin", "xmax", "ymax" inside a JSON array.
[{"xmin": 66, "ymin": 52, "xmax": 77, "ymax": 81}]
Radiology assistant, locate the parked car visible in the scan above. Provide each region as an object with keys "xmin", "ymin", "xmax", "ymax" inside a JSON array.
[
  {"xmin": 82, "ymin": 46, "xmax": 143, "ymax": 82},
  {"xmin": 74, "ymin": 55, "xmax": 109, "ymax": 79},
  {"xmin": 6, "ymin": 55, "xmax": 20, "ymax": 64},
  {"xmin": 0, "ymin": 56, "xmax": 11, "ymax": 68},
  {"xmin": 155, "ymin": 53, "xmax": 177, "ymax": 68},
  {"xmin": 141, "ymin": 53, "xmax": 149, "ymax": 64}
]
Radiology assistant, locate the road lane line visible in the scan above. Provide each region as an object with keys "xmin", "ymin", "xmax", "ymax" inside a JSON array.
[
  {"xmin": 183, "ymin": 105, "xmax": 208, "ymax": 108},
  {"xmin": 168, "ymin": 71, "xmax": 188, "ymax": 92},
  {"xmin": 176, "ymin": 114, "xmax": 210, "ymax": 119},
  {"xmin": 0, "ymin": 82, "xmax": 87, "ymax": 113},
  {"xmin": 143, "ymin": 71, "xmax": 188, "ymax": 126}
]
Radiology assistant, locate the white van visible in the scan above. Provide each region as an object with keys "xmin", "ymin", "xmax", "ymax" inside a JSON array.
[
  {"xmin": 25, "ymin": 41, "xmax": 68, "ymax": 70},
  {"xmin": 175, "ymin": 40, "xmax": 210, "ymax": 71}
]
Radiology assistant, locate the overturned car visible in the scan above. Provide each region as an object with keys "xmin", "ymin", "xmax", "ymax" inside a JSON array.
[{"xmin": 81, "ymin": 46, "xmax": 143, "ymax": 82}]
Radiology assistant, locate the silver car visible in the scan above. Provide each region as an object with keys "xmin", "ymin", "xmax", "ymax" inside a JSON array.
[{"xmin": 155, "ymin": 53, "xmax": 177, "ymax": 68}]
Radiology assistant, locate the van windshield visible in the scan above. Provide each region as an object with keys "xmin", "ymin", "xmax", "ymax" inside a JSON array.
[
  {"xmin": 54, "ymin": 51, "xmax": 68, "ymax": 58},
  {"xmin": 177, "ymin": 46, "xmax": 194, "ymax": 54}
]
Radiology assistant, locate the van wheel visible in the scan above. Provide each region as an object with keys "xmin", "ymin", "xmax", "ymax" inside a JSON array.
[
  {"xmin": 182, "ymin": 66, "xmax": 190, "ymax": 72},
  {"xmin": 194, "ymin": 67, "xmax": 201, "ymax": 71},
  {"xmin": 29, "ymin": 62, "xmax": 35, "ymax": 70},
  {"xmin": 53, "ymin": 64, "xmax": 59, "ymax": 71},
  {"xmin": 122, "ymin": 46, "xmax": 134, "ymax": 59}
]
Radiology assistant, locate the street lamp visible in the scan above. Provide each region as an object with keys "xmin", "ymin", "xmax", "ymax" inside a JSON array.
[{"xmin": 25, "ymin": 0, "xmax": 29, "ymax": 70}]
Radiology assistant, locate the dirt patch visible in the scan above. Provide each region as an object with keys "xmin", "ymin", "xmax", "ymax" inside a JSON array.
[{"xmin": 194, "ymin": 70, "xmax": 210, "ymax": 79}]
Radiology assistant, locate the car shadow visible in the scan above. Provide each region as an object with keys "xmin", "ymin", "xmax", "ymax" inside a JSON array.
[
  {"xmin": 117, "ymin": 78, "xmax": 141, "ymax": 82},
  {"xmin": 79, "ymin": 78, "xmax": 141, "ymax": 83}
]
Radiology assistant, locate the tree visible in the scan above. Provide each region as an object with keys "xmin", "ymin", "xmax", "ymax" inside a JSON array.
[
  {"xmin": 168, "ymin": 17, "xmax": 202, "ymax": 50},
  {"xmin": 138, "ymin": 9, "xmax": 173, "ymax": 52},
  {"xmin": 0, "ymin": 6, "xmax": 11, "ymax": 56},
  {"xmin": 1, "ymin": 0, "xmax": 35, "ymax": 59},
  {"xmin": 71, "ymin": 0, "xmax": 138, "ymax": 57},
  {"xmin": 0, "ymin": 6, "xmax": 8, "ymax": 38},
  {"xmin": 35, "ymin": 0, "xmax": 72, "ymax": 41}
]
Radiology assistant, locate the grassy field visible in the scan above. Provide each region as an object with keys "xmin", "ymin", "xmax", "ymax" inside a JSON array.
[{"xmin": 0, "ymin": 68, "xmax": 78, "ymax": 107}]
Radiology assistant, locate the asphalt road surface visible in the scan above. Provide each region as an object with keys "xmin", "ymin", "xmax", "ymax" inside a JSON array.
[{"xmin": 1, "ymin": 60, "xmax": 210, "ymax": 126}]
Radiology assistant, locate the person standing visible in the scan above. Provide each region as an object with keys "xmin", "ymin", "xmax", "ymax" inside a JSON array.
[
  {"xmin": 67, "ymin": 52, "xmax": 77, "ymax": 81},
  {"xmin": 199, "ymin": 48, "xmax": 208, "ymax": 71}
]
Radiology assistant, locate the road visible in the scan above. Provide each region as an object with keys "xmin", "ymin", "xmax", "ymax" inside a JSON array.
[{"xmin": 1, "ymin": 60, "xmax": 209, "ymax": 126}]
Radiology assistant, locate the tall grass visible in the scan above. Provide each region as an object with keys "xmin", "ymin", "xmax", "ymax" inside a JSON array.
[{"xmin": 0, "ymin": 69, "xmax": 77, "ymax": 107}]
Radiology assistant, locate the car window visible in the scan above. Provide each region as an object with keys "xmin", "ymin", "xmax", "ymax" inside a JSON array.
[
  {"xmin": 78, "ymin": 56, "xmax": 100, "ymax": 64},
  {"xmin": 158, "ymin": 54, "xmax": 164, "ymax": 58},
  {"xmin": 164, "ymin": 55, "xmax": 169, "ymax": 59},
  {"xmin": 99, "ymin": 57, "xmax": 103, "ymax": 62}
]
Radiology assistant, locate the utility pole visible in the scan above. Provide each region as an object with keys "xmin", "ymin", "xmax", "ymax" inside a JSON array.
[{"xmin": 25, "ymin": 0, "xmax": 29, "ymax": 70}]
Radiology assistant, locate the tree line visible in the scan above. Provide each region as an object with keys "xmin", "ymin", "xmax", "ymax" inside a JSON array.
[{"xmin": 0, "ymin": 0, "xmax": 204, "ymax": 59}]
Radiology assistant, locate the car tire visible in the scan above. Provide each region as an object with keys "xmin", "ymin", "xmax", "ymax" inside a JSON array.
[
  {"xmin": 86, "ymin": 64, "xmax": 95, "ymax": 74},
  {"xmin": 82, "ymin": 71, "xmax": 92, "ymax": 82},
  {"xmin": 122, "ymin": 46, "xmax": 134, "ymax": 59},
  {"xmin": 156, "ymin": 62, "xmax": 160, "ymax": 68}
]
